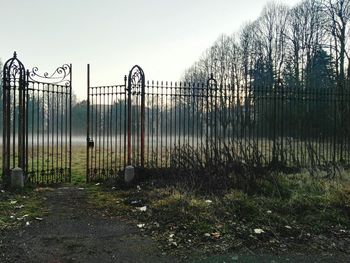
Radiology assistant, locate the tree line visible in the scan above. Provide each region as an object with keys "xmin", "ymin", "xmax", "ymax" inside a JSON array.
[
  {"xmin": 179, "ymin": 0, "xmax": 350, "ymax": 140},
  {"xmin": 183, "ymin": 0, "xmax": 349, "ymax": 91},
  {"xmin": 1, "ymin": 0, "xmax": 350, "ymax": 139}
]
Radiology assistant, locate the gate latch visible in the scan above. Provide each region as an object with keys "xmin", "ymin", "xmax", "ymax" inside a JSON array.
[{"xmin": 87, "ymin": 138, "xmax": 94, "ymax": 148}]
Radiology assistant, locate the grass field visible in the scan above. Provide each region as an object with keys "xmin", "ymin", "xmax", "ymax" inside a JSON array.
[
  {"xmin": 1, "ymin": 143, "xmax": 350, "ymax": 260},
  {"xmin": 86, "ymin": 172, "xmax": 350, "ymax": 259}
]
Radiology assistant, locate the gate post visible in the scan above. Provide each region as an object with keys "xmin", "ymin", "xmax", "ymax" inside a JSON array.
[
  {"xmin": 86, "ymin": 64, "xmax": 90, "ymax": 183},
  {"xmin": 127, "ymin": 65, "xmax": 145, "ymax": 167},
  {"xmin": 2, "ymin": 52, "xmax": 27, "ymax": 188}
]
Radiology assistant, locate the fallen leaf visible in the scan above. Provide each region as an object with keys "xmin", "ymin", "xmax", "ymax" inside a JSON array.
[{"xmin": 211, "ymin": 232, "xmax": 221, "ymax": 238}]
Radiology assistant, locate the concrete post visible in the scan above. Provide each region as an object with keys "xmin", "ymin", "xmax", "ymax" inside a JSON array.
[
  {"xmin": 11, "ymin": 167, "xmax": 24, "ymax": 188},
  {"xmin": 124, "ymin": 166, "xmax": 135, "ymax": 184}
]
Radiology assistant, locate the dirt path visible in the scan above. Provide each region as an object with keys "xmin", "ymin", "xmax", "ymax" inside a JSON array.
[{"xmin": 0, "ymin": 187, "xmax": 172, "ymax": 263}]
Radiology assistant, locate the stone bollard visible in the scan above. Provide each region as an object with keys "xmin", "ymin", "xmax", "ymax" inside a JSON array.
[
  {"xmin": 124, "ymin": 166, "xmax": 135, "ymax": 184},
  {"xmin": 11, "ymin": 167, "xmax": 24, "ymax": 189}
]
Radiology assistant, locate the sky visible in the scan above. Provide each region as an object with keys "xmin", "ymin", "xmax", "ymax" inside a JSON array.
[{"xmin": 1, "ymin": 0, "xmax": 301, "ymax": 100}]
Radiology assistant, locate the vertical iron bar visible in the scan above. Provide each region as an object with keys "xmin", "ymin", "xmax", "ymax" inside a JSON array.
[
  {"xmin": 86, "ymin": 64, "xmax": 90, "ymax": 183},
  {"xmin": 141, "ymin": 75, "xmax": 145, "ymax": 167},
  {"xmin": 127, "ymin": 77, "xmax": 132, "ymax": 165},
  {"xmin": 69, "ymin": 64, "xmax": 72, "ymax": 182}
]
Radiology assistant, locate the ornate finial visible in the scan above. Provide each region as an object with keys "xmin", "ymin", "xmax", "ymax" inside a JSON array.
[{"xmin": 13, "ymin": 51, "xmax": 17, "ymax": 58}]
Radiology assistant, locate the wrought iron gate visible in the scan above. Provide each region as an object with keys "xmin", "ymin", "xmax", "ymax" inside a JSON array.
[
  {"xmin": 2, "ymin": 52, "xmax": 72, "ymax": 187},
  {"xmin": 86, "ymin": 65, "xmax": 145, "ymax": 182}
]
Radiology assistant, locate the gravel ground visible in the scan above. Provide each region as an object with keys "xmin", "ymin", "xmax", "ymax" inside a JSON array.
[{"xmin": 0, "ymin": 187, "xmax": 173, "ymax": 263}]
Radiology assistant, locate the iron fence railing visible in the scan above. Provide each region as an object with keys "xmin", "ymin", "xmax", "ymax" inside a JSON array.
[
  {"xmin": 1, "ymin": 53, "xmax": 72, "ymax": 187},
  {"xmin": 87, "ymin": 65, "xmax": 350, "ymax": 182}
]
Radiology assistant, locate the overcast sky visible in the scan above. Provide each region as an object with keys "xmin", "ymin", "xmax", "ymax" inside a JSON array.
[{"xmin": 1, "ymin": 0, "xmax": 301, "ymax": 100}]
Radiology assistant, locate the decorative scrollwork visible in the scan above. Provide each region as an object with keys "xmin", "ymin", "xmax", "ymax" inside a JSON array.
[
  {"xmin": 29, "ymin": 64, "xmax": 71, "ymax": 86},
  {"xmin": 3, "ymin": 52, "xmax": 26, "ymax": 85},
  {"xmin": 128, "ymin": 65, "xmax": 145, "ymax": 93}
]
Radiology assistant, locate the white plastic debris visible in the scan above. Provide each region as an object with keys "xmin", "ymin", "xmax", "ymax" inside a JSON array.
[
  {"xmin": 137, "ymin": 206, "xmax": 147, "ymax": 212},
  {"xmin": 204, "ymin": 233, "xmax": 211, "ymax": 237},
  {"xmin": 169, "ymin": 233, "xmax": 175, "ymax": 238},
  {"xmin": 95, "ymin": 183, "xmax": 100, "ymax": 186},
  {"xmin": 35, "ymin": 217, "xmax": 43, "ymax": 221},
  {"xmin": 267, "ymin": 210, "xmax": 272, "ymax": 214},
  {"xmin": 17, "ymin": 214, "xmax": 29, "ymax": 221},
  {"xmin": 10, "ymin": 200, "xmax": 18, "ymax": 205},
  {"xmin": 25, "ymin": 221, "xmax": 30, "ymax": 226},
  {"xmin": 205, "ymin": 200, "xmax": 213, "ymax": 204},
  {"xmin": 254, "ymin": 228, "xmax": 265, "ymax": 234},
  {"xmin": 137, "ymin": 223, "xmax": 145, "ymax": 228},
  {"xmin": 285, "ymin": 225, "xmax": 292, "ymax": 229}
]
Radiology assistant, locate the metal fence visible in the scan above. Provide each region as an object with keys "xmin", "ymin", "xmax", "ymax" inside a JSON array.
[
  {"xmin": 87, "ymin": 65, "xmax": 350, "ymax": 182},
  {"xmin": 3, "ymin": 55, "xmax": 348, "ymax": 185},
  {"xmin": 2, "ymin": 53, "xmax": 72, "ymax": 187}
]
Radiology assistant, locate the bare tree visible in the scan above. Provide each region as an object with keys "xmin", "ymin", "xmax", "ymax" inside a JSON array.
[{"xmin": 323, "ymin": 0, "xmax": 350, "ymax": 85}]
